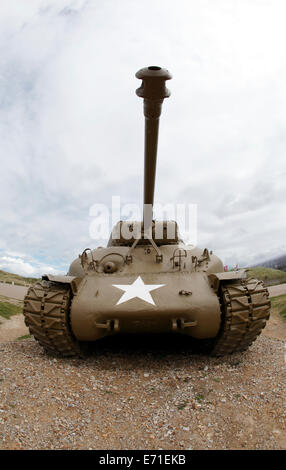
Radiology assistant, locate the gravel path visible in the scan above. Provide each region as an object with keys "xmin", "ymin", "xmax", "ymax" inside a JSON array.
[
  {"xmin": 268, "ymin": 283, "xmax": 286, "ymax": 297},
  {"xmin": 0, "ymin": 334, "xmax": 285, "ymax": 450},
  {"xmin": 0, "ymin": 283, "xmax": 28, "ymax": 301}
]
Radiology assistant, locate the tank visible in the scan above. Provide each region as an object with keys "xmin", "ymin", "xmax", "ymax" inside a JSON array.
[{"xmin": 23, "ymin": 66, "xmax": 271, "ymax": 357}]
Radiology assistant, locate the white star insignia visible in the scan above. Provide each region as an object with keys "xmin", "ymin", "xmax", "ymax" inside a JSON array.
[{"xmin": 112, "ymin": 276, "xmax": 165, "ymax": 306}]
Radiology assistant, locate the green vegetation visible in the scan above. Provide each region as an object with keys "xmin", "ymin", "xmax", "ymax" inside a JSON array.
[
  {"xmin": 0, "ymin": 301, "xmax": 22, "ymax": 319},
  {"xmin": 212, "ymin": 377, "xmax": 221, "ymax": 383},
  {"xmin": 17, "ymin": 334, "xmax": 31, "ymax": 341},
  {"xmin": 195, "ymin": 394, "xmax": 205, "ymax": 403},
  {"xmin": 271, "ymin": 294, "xmax": 286, "ymax": 321},
  {"xmin": 0, "ymin": 269, "xmax": 39, "ymax": 286},
  {"xmin": 246, "ymin": 267, "xmax": 286, "ymax": 286}
]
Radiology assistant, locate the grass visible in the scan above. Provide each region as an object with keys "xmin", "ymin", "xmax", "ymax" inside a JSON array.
[
  {"xmin": 271, "ymin": 294, "xmax": 286, "ymax": 321},
  {"xmin": 245, "ymin": 267, "xmax": 286, "ymax": 286},
  {"xmin": 0, "ymin": 269, "xmax": 39, "ymax": 286},
  {"xmin": 195, "ymin": 394, "xmax": 205, "ymax": 403},
  {"xmin": 0, "ymin": 301, "xmax": 22, "ymax": 319},
  {"xmin": 17, "ymin": 334, "xmax": 31, "ymax": 341}
]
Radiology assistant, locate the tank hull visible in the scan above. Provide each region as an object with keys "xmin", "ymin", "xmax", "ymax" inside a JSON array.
[
  {"xmin": 70, "ymin": 271, "xmax": 221, "ymax": 341},
  {"xmin": 23, "ymin": 274, "xmax": 271, "ymax": 357}
]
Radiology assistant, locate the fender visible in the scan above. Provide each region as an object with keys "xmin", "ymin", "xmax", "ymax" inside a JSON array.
[
  {"xmin": 42, "ymin": 274, "xmax": 83, "ymax": 295},
  {"xmin": 208, "ymin": 269, "xmax": 246, "ymax": 292}
]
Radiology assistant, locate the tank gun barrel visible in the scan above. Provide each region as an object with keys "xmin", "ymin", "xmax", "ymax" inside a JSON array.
[{"xmin": 136, "ymin": 66, "xmax": 172, "ymax": 229}]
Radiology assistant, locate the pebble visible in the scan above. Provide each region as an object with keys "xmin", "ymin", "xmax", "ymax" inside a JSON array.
[{"xmin": 0, "ymin": 335, "xmax": 285, "ymax": 450}]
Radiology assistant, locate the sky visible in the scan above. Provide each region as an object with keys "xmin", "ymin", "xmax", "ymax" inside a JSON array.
[{"xmin": 0, "ymin": 0, "xmax": 285, "ymax": 277}]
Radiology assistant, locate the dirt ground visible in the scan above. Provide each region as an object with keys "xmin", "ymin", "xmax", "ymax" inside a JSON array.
[
  {"xmin": 0, "ymin": 284, "xmax": 285, "ymax": 450},
  {"xmin": 0, "ymin": 315, "xmax": 27, "ymax": 343},
  {"xmin": 0, "ymin": 294, "xmax": 26, "ymax": 343}
]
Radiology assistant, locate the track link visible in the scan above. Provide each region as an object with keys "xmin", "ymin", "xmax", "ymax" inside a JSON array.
[
  {"xmin": 211, "ymin": 278, "xmax": 271, "ymax": 356},
  {"xmin": 23, "ymin": 281, "xmax": 82, "ymax": 357}
]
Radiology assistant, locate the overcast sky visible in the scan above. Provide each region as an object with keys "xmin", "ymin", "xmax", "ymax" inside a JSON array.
[{"xmin": 0, "ymin": 0, "xmax": 285, "ymax": 277}]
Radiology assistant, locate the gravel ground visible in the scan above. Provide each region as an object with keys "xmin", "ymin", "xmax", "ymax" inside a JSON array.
[{"xmin": 0, "ymin": 334, "xmax": 285, "ymax": 450}]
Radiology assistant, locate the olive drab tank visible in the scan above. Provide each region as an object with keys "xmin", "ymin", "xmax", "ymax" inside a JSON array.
[{"xmin": 23, "ymin": 66, "xmax": 271, "ymax": 357}]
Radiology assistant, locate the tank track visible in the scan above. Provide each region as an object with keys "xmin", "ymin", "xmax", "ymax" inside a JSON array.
[
  {"xmin": 23, "ymin": 281, "xmax": 82, "ymax": 357},
  {"xmin": 211, "ymin": 278, "xmax": 271, "ymax": 356}
]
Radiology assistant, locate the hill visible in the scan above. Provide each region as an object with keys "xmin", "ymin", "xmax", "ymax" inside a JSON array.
[
  {"xmin": 254, "ymin": 254, "xmax": 286, "ymax": 271},
  {"xmin": 246, "ymin": 266, "xmax": 286, "ymax": 286},
  {"xmin": 0, "ymin": 269, "xmax": 39, "ymax": 287}
]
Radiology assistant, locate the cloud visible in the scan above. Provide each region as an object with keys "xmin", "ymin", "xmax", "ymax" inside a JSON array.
[
  {"xmin": 0, "ymin": 0, "xmax": 286, "ymax": 276},
  {"xmin": 0, "ymin": 253, "xmax": 60, "ymax": 277}
]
